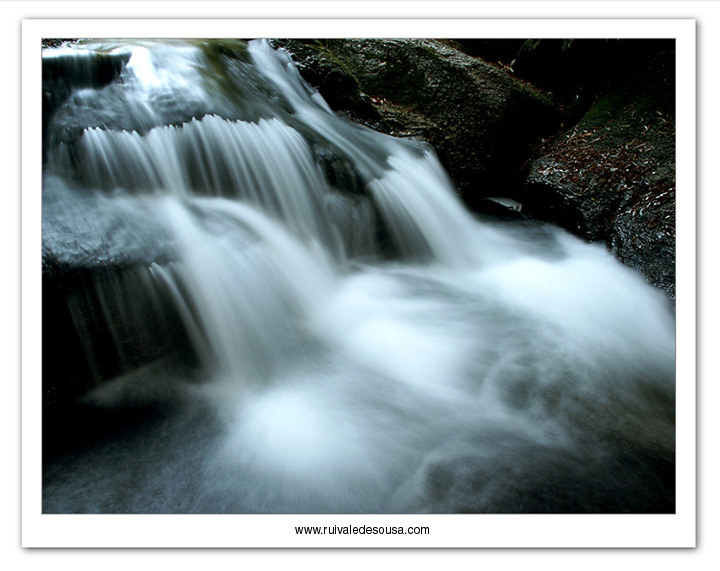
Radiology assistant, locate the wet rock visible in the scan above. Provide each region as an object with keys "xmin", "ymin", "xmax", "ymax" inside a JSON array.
[
  {"xmin": 610, "ymin": 186, "xmax": 676, "ymax": 298},
  {"xmin": 42, "ymin": 175, "xmax": 178, "ymax": 270},
  {"xmin": 42, "ymin": 260, "xmax": 198, "ymax": 408},
  {"xmin": 42, "ymin": 265, "xmax": 194, "ymax": 407}
]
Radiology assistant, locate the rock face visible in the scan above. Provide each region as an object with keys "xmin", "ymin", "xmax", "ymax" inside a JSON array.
[
  {"xmin": 521, "ymin": 43, "xmax": 675, "ymax": 297},
  {"xmin": 273, "ymin": 39, "xmax": 562, "ymax": 210}
]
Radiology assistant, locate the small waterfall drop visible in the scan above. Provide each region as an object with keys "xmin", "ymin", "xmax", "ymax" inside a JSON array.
[{"xmin": 42, "ymin": 39, "xmax": 676, "ymax": 514}]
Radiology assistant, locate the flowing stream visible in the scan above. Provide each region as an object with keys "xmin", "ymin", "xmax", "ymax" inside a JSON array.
[{"xmin": 42, "ymin": 40, "xmax": 676, "ymax": 514}]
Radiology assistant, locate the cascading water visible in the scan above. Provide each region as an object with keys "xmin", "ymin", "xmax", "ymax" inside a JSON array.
[{"xmin": 42, "ymin": 39, "xmax": 676, "ymax": 514}]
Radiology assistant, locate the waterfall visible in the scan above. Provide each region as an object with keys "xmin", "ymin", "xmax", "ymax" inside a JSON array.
[{"xmin": 42, "ymin": 39, "xmax": 676, "ymax": 514}]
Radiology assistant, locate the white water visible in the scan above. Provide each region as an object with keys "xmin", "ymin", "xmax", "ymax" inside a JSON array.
[{"xmin": 42, "ymin": 40, "xmax": 675, "ymax": 514}]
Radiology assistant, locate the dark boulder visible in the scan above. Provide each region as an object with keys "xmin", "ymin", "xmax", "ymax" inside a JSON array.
[
  {"xmin": 610, "ymin": 187, "xmax": 675, "ymax": 298},
  {"xmin": 42, "ymin": 264, "xmax": 196, "ymax": 408}
]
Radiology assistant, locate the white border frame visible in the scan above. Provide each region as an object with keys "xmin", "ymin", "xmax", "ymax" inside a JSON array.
[{"xmin": 22, "ymin": 17, "xmax": 696, "ymax": 549}]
